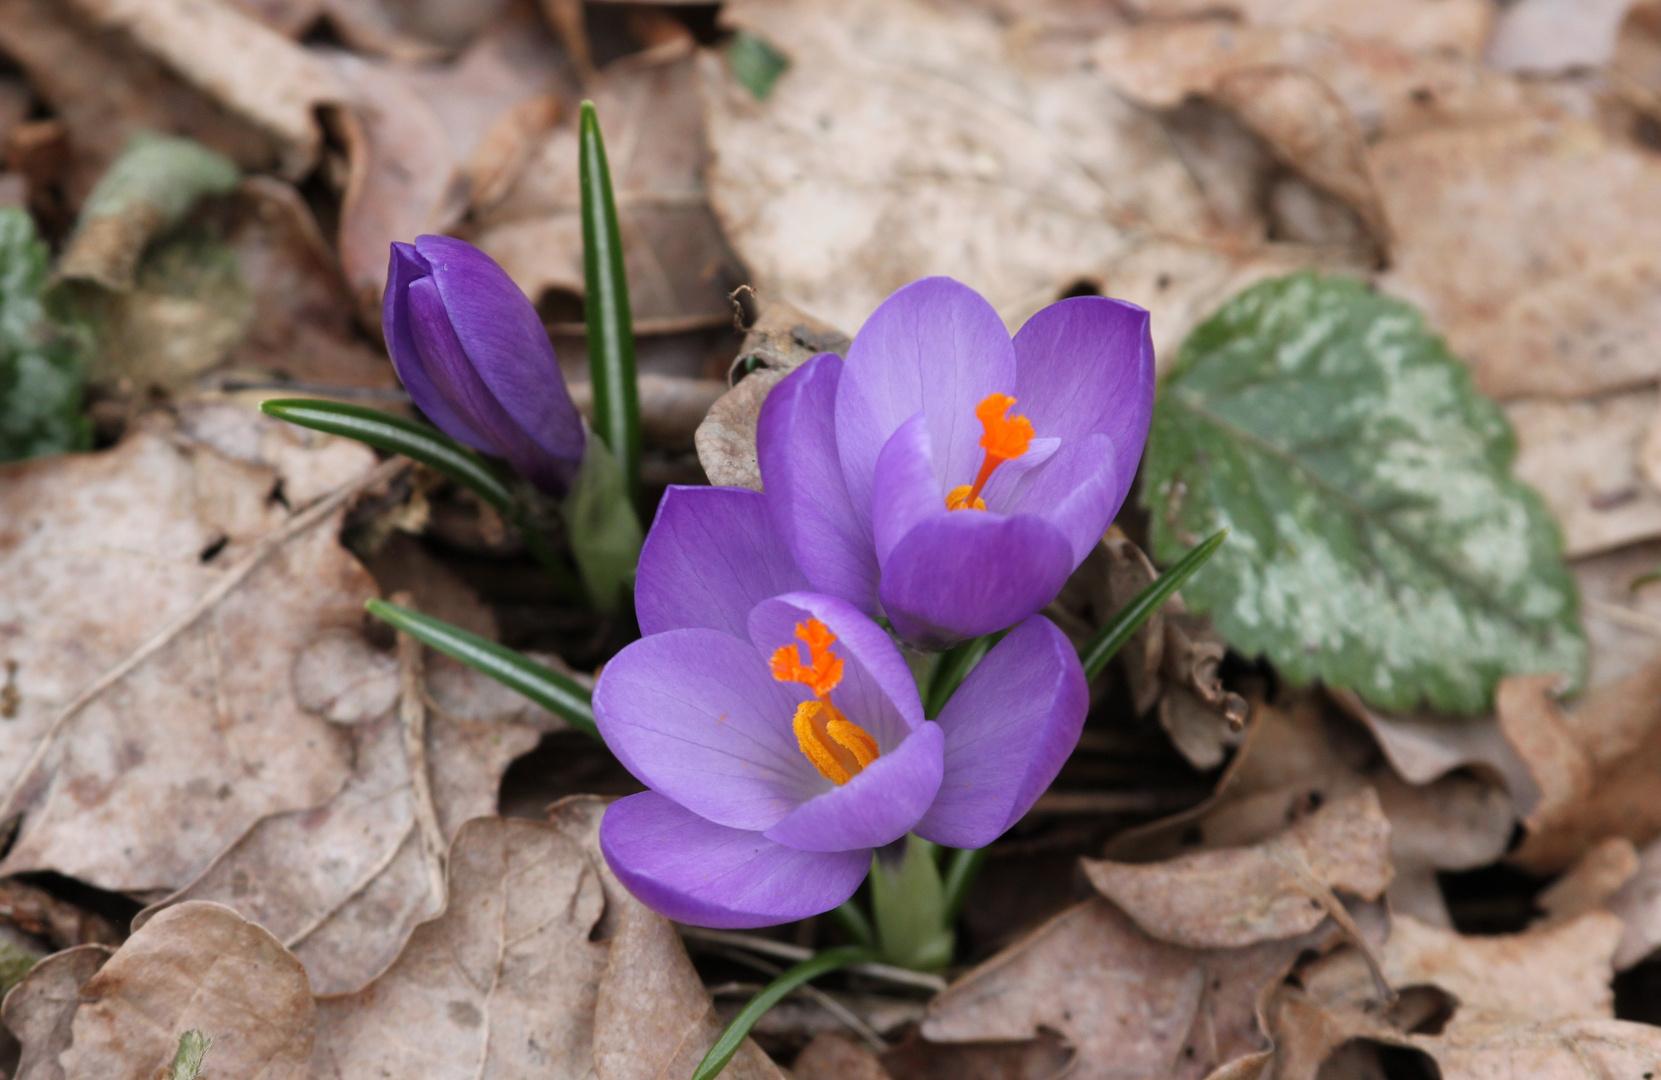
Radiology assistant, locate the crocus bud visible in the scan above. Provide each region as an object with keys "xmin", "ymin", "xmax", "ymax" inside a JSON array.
[{"xmin": 384, "ymin": 236, "xmax": 586, "ymax": 495}]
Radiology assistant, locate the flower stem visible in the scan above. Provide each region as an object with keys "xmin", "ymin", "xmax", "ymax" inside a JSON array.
[
  {"xmin": 691, "ymin": 945, "xmax": 875, "ymax": 1080},
  {"xmin": 578, "ymin": 101, "xmax": 641, "ymax": 507}
]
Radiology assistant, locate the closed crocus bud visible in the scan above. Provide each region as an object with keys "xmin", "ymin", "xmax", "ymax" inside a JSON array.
[{"xmin": 385, "ymin": 236, "xmax": 586, "ymax": 495}]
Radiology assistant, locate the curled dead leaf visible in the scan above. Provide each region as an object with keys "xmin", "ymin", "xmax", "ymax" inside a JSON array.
[{"xmin": 3, "ymin": 945, "xmax": 112, "ymax": 1080}]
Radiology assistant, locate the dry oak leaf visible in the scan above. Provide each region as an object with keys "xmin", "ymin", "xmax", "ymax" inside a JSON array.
[
  {"xmin": 63, "ymin": 0, "xmax": 343, "ymax": 179},
  {"xmin": 1118, "ymin": 0, "xmax": 1493, "ymax": 57},
  {"xmin": 0, "ymin": 408, "xmax": 378, "ymax": 892},
  {"xmin": 546, "ymin": 796, "xmax": 786, "ymax": 1080},
  {"xmin": 1486, "ymin": 0, "xmax": 1644, "ymax": 72},
  {"xmin": 58, "ymin": 901, "xmax": 315, "ymax": 1080},
  {"xmin": 700, "ymin": 0, "xmax": 1216, "ymax": 335},
  {"xmin": 471, "ymin": 36, "xmax": 749, "ymax": 335},
  {"xmin": 134, "ymin": 636, "xmax": 539, "ymax": 996},
  {"xmin": 1571, "ymin": 539, "xmax": 1661, "ymax": 692},
  {"xmin": 309, "ymin": 817, "xmax": 609, "ymax": 1079},
  {"xmin": 1607, "ymin": 834, "xmax": 1661, "ymax": 969},
  {"xmin": 1374, "ymin": 117, "xmax": 1661, "ymax": 401},
  {"xmin": 1537, "ymin": 836, "xmax": 1641, "ymax": 928},
  {"xmin": 1498, "ymin": 660, "xmax": 1661, "ymax": 874},
  {"xmin": 920, "ymin": 896, "xmax": 1332, "ymax": 1080},
  {"xmin": 1083, "ymin": 787, "xmax": 1391, "ymax": 950},
  {"xmin": 2, "ymin": 945, "xmax": 113, "ymax": 1080}
]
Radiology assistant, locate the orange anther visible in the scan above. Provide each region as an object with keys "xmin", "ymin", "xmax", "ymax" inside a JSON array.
[
  {"xmin": 948, "ymin": 393, "xmax": 1035, "ymax": 511},
  {"xmin": 792, "ymin": 700, "xmax": 879, "ymax": 785}
]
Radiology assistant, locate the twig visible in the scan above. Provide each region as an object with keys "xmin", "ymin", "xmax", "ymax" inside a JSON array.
[
  {"xmin": 0, "ymin": 457, "xmax": 406, "ymax": 833},
  {"xmin": 707, "ymin": 945, "xmax": 888, "ymax": 1053},
  {"xmin": 392, "ymin": 592, "xmax": 447, "ymax": 905},
  {"xmin": 1028, "ymin": 790, "xmax": 1203, "ymax": 816},
  {"xmin": 1585, "ymin": 598, "xmax": 1661, "ymax": 638},
  {"xmin": 679, "ymin": 927, "xmax": 947, "ymax": 993}
]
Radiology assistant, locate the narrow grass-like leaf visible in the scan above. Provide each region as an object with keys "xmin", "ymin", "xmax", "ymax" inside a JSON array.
[
  {"xmin": 869, "ymin": 835, "xmax": 953, "ymax": 972},
  {"xmin": 0, "ymin": 207, "xmax": 89, "ymax": 461},
  {"xmin": 1079, "ymin": 529, "xmax": 1229, "ymax": 681},
  {"xmin": 691, "ymin": 946, "xmax": 874, "ymax": 1080},
  {"xmin": 831, "ymin": 899, "xmax": 876, "ymax": 949},
  {"xmin": 260, "ymin": 399, "xmax": 515, "ymax": 513},
  {"xmin": 579, "ymin": 101, "xmax": 641, "ymax": 505},
  {"xmin": 366, "ymin": 600, "xmax": 598, "ymax": 740},
  {"xmin": 560, "ymin": 427, "xmax": 642, "ymax": 613}
]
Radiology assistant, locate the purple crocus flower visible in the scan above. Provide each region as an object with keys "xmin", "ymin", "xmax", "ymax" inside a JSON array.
[
  {"xmin": 596, "ymin": 486, "xmax": 1087, "ymax": 928},
  {"xmin": 759, "ymin": 277, "xmax": 1154, "ymax": 649},
  {"xmin": 385, "ymin": 236, "xmax": 586, "ymax": 495}
]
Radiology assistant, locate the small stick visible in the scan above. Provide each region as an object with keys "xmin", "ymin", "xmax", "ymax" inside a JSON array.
[
  {"xmin": 392, "ymin": 591, "xmax": 447, "ymax": 905},
  {"xmin": 0, "ymin": 457, "xmax": 405, "ymax": 836}
]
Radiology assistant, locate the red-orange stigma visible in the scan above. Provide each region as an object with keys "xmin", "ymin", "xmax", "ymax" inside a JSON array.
[
  {"xmin": 947, "ymin": 393, "xmax": 1034, "ymax": 511},
  {"xmin": 769, "ymin": 618, "xmax": 879, "ymax": 784}
]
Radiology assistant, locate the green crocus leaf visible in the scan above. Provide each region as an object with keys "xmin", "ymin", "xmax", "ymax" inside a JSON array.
[
  {"xmin": 0, "ymin": 207, "xmax": 89, "ymax": 462},
  {"xmin": 560, "ymin": 427, "xmax": 643, "ymax": 614},
  {"xmin": 1143, "ymin": 271, "xmax": 1585, "ymax": 715}
]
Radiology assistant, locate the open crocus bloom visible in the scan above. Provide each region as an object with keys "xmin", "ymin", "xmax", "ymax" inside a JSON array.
[
  {"xmin": 598, "ymin": 486, "xmax": 1087, "ymax": 928},
  {"xmin": 759, "ymin": 277, "xmax": 1154, "ymax": 648}
]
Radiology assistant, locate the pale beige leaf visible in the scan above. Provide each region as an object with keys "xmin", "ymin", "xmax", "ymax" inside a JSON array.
[
  {"xmin": 1487, "ymin": 0, "xmax": 1642, "ymax": 72},
  {"xmin": 1509, "ymin": 391, "xmax": 1661, "ymax": 557},
  {"xmin": 310, "ymin": 817, "xmax": 609, "ymax": 1079},
  {"xmin": 0, "ymin": 408, "xmax": 376, "ymax": 892},
  {"xmin": 1083, "ymin": 788, "xmax": 1392, "ymax": 950},
  {"xmin": 921, "ymin": 897, "xmax": 1325, "ymax": 1080},
  {"xmin": 1119, "ymin": 0, "xmax": 1493, "ymax": 56},
  {"xmin": 1605, "ymin": 834, "xmax": 1661, "ymax": 968},
  {"xmin": 701, "ymin": 0, "xmax": 1216, "ymax": 335},
  {"xmin": 3, "ymin": 945, "xmax": 112, "ymax": 1080},
  {"xmin": 59, "ymin": 901, "xmax": 314, "ymax": 1080}
]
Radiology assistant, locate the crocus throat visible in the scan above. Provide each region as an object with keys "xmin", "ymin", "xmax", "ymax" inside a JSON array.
[
  {"xmin": 946, "ymin": 393, "xmax": 1034, "ymax": 511},
  {"xmin": 770, "ymin": 618, "xmax": 879, "ymax": 785}
]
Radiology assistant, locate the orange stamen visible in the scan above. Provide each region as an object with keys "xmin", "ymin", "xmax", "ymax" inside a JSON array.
[
  {"xmin": 773, "ymin": 619, "xmax": 880, "ymax": 784},
  {"xmin": 947, "ymin": 393, "xmax": 1034, "ymax": 511}
]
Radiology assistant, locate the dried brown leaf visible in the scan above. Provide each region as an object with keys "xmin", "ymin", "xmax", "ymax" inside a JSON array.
[
  {"xmin": 921, "ymin": 897, "xmax": 1329, "ymax": 1080},
  {"xmin": 0, "ymin": 408, "xmax": 380, "ymax": 892},
  {"xmin": 58, "ymin": 901, "xmax": 314, "ymax": 1080},
  {"xmin": 1606, "ymin": 835, "xmax": 1661, "ymax": 968},
  {"xmin": 795, "ymin": 1033, "xmax": 892, "ymax": 1080},
  {"xmin": 1508, "ymin": 391, "xmax": 1661, "ymax": 557},
  {"xmin": 310, "ymin": 817, "xmax": 608, "ymax": 1079},
  {"xmin": 3, "ymin": 945, "xmax": 112, "ymax": 1080},
  {"xmin": 1083, "ymin": 788, "xmax": 1391, "ymax": 950},
  {"xmin": 1487, "ymin": 0, "xmax": 1642, "ymax": 72},
  {"xmin": 1537, "ymin": 837, "xmax": 1641, "ymax": 925},
  {"xmin": 135, "ymin": 637, "xmax": 538, "ymax": 995},
  {"xmin": 1119, "ymin": 0, "xmax": 1493, "ymax": 56},
  {"xmin": 702, "ymin": 0, "xmax": 1217, "ymax": 335},
  {"xmin": 1498, "ymin": 660, "xmax": 1661, "ymax": 873},
  {"xmin": 473, "ymin": 39, "xmax": 748, "ymax": 335}
]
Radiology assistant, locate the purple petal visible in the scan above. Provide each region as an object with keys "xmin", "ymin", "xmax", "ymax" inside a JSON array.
[
  {"xmin": 636, "ymin": 486, "xmax": 810, "ymax": 638},
  {"xmin": 1013, "ymin": 296, "xmax": 1153, "ymax": 503},
  {"xmin": 879, "ymin": 512, "xmax": 1075, "ymax": 649},
  {"xmin": 747, "ymin": 592, "xmax": 923, "ymax": 750},
  {"xmin": 416, "ymin": 235, "xmax": 586, "ymax": 473},
  {"xmin": 405, "ymin": 277, "xmax": 572, "ymax": 494},
  {"xmin": 913, "ymin": 616, "xmax": 1087, "ymax": 849},
  {"xmin": 758, "ymin": 353, "xmax": 881, "ymax": 615},
  {"xmin": 1007, "ymin": 433, "xmax": 1127, "ymax": 564},
  {"xmin": 601, "ymin": 792, "xmax": 870, "ymax": 928},
  {"xmin": 384, "ymin": 243, "xmax": 492, "ymax": 451},
  {"xmin": 764, "ymin": 721, "xmax": 944, "ymax": 852},
  {"xmin": 871, "ymin": 412, "xmax": 945, "ymax": 565},
  {"xmin": 835, "ymin": 278, "xmax": 1016, "ymax": 539},
  {"xmin": 594, "ymin": 629, "xmax": 827, "ymax": 830}
]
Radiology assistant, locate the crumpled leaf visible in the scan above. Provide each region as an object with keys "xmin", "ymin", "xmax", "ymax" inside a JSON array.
[
  {"xmin": 134, "ymin": 633, "xmax": 539, "ymax": 996},
  {"xmin": 1144, "ymin": 271, "xmax": 1586, "ymax": 715},
  {"xmin": 56, "ymin": 901, "xmax": 314, "ymax": 1080},
  {"xmin": 1108, "ymin": 693, "xmax": 1516, "ymax": 929},
  {"xmin": 1606, "ymin": 834, "xmax": 1661, "ymax": 968},
  {"xmin": 546, "ymin": 796, "xmax": 786, "ymax": 1080},
  {"xmin": 472, "ymin": 36, "xmax": 748, "ymax": 334},
  {"xmin": 1498, "ymin": 660, "xmax": 1661, "ymax": 873},
  {"xmin": 694, "ymin": 299, "xmax": 849, "ymax": 490},
  {"xmin": 0, "ymin": 207, "xmax": 88, "ymax": 463},
  {"xmin": 324, "ymin": 7, "xmax": 572, "ymax": 316},
  {"xmin": 0, "ymin": 405, "xmax": 376, "ymax": 891},
  {"xmin": 1083, "ymin": 788, "xmax": 1391, "ymax": 950},
  {"xmin": 1536, "ymin": 837, "xmax": 1640, "ymax": 927},
  {"xmin": 920, "ymin": 897, "xmax": 1334, "ymax": 1080},
  {"xmin": 2, "ymin": 945, "xmax": 112, "ymax": 1080},
  {"xmin": 57, "ymin": 131, "xmax": 239, "ymax": 291},
  {"xmin": 1046, "ymin": 529, "xmax": 1248, "ymax": 770},
  {"xmin": 700, "ymin": 0, "xmax": 1217, "ymax": 334},
  {"xmin": 309, "ymin": 816, "xmax": 608, "ymax": 1078},
  {"xmin": 1118, "ymin": 0, "xmax": 1493, "ymax": 57},
  {"xmin": 1486, "ymin": 0, "xmax": 1642, "ymax": 72}
]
